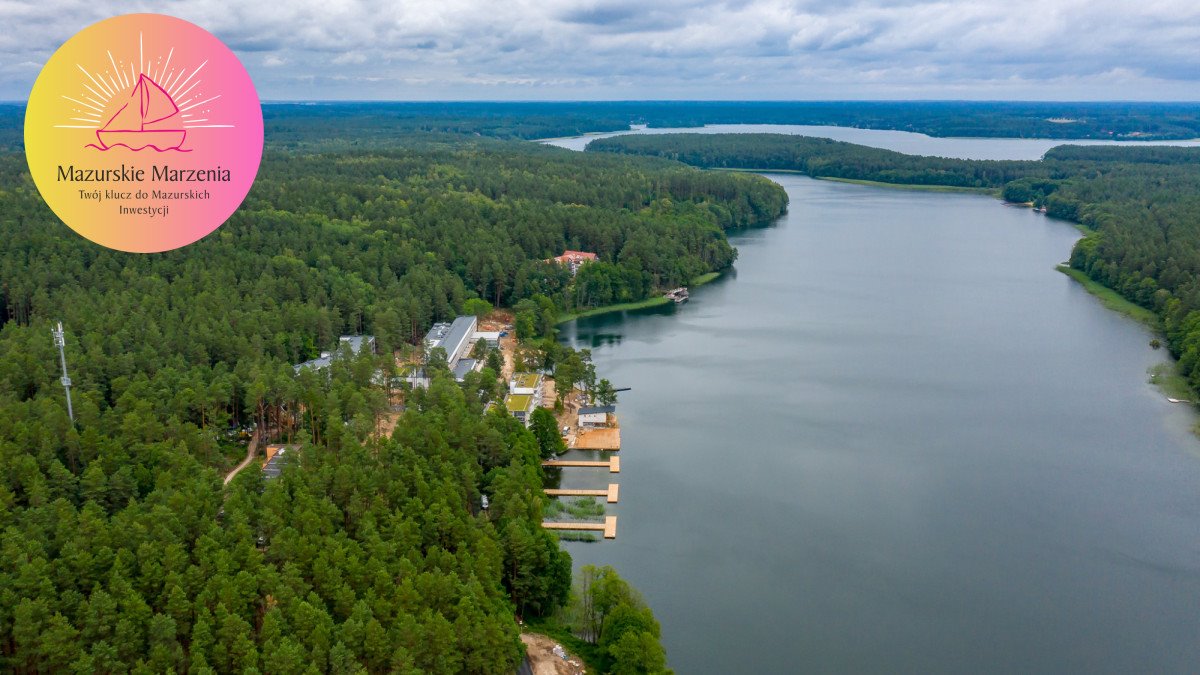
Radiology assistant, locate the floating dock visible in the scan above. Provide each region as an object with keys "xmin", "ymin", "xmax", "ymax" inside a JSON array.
[
  {"xmin": 542, "ymin": 456, "xmax": 620, "ymax": 473},
  {"xmin": 545, "ymin": 483, "xmax": 619, "ymax": 503},
  {"xmin": 542, "ymin": 515, "xmax": 618, "ymax": 539}
]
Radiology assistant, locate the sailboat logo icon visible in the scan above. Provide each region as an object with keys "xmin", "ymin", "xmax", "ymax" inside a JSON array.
[
  {"xmin": 27, "ymin": 13, "xmax": 263, "ymax": 252},
  {"xmin": 92, "ymin": 73, "xmax": 188, "ymax": 151},
  {"xmin": 57, "ymin": 29, "xmax": 232, "ymax": 153}
]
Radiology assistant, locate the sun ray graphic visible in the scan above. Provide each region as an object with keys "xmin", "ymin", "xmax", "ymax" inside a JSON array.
[{"xmin": 56, "ymin": 32, "xmax": 234, "ymax": 150}]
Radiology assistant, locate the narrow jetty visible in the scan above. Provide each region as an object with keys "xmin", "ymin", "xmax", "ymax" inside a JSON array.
[
  {"xmin": 542, "ymin": 515, "xmax": 618, "ymax": 539},
  {"xmin": 544, "ymin": 483, "xmax": 619, "ymax": 503},
  {"xmin": 542, "ymin": 456, "xmax": 620, "ymax": 473}
]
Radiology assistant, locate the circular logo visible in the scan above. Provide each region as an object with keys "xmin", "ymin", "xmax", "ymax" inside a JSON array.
[{"xmin": 25, "ymin": 14, "xmax": 263, "ymax": 253}]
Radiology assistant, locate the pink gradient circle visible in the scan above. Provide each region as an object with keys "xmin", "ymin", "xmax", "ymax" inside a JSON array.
[{"xmin": 25, "ymin": 14, "xmax": 263, "ymax": 252}]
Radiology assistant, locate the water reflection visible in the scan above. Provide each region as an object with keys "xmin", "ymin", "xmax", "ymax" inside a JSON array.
[{"xmin": 554, "ymin": 174, "xmax": 1200, "ymax": 674}]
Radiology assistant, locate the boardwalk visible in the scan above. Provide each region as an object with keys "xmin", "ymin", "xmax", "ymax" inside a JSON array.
[
  {"xmin": 545, "ymin": 483, "xmax": 619, "ymax": 503},
  {"xmin": 542, "ymin": 515, "xmax": 618, "ymax": 539},
  {"xmin": 542, "ymin": 456, "xmax": 620, "ymax": 473}
]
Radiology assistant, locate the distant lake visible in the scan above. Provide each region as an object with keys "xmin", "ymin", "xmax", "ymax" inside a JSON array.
[
  {"xmin": 548, "ymin": 133, "xmax": 1200, "ymax": 672},
  {"xmin": 540, "ymin": 123, "xmax": 1200, "ymax": 160}
]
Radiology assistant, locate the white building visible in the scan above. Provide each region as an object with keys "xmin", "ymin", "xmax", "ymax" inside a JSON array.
[
  {"xmin": 509, "ymin": 372, "xmax": 543, "ymax": 397},
  {"xmin": 505, "ymin": 393, "xmax": 537, "ymax": 427},
  {"xmin": 424, "ymin": 315, "xmax": 478, "ymax": 368},
  {"xmin": 473, "ymin": 330, "xmax": 501, "ymax": 348},
  {"xmin": 578, "ymin": 405, "xmax": 615, "ymax": 428}
]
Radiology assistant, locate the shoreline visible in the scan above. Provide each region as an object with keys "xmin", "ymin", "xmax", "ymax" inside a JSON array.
[
  {"xmin": 1054, "ymin": 265, "xmax": 1194, "ymax": 408},
  {"xmin": 532, "ymin": 125, "xmax": 638, "ymax": 143},
  {"xmin": 535, "ymin": 123, "xmax": 1200, "ymax": 148},
  {"xmin": 814, "ymin": 176, "xmax": 999, "ymax": 194},
  {"xmin": 553, "ymin": 128, "xmax": 1198, "ymax": 415},
  {"xmin": 556, "ymin": 271, "xmax": 724, "ymax": 324},
  {"xmin": 1055, "ymin": 265, "xmax": 1160, "ymax": 330},
  {"xmin": 708, "ymin": 168, "xmax": 998, "ymax": 194}
]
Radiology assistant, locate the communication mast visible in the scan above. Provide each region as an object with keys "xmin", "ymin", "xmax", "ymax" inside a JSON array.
[{"xmin": 51, "ymin": 321, "xmax": 74, "ymax": 423}]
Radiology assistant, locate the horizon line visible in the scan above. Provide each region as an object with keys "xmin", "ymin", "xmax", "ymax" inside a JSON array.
[{"xmin": 3, "ymin": 98, "xmax": 1200, "ymax": 106}]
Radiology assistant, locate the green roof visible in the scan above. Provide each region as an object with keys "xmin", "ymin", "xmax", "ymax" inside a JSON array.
[
  {"xmin": 505, "ymin": 393, "xmax": 534, "ymax": 413},
  {"xmin": 512, "ymin": 373, "xmax": 540, "ymax": 389}
]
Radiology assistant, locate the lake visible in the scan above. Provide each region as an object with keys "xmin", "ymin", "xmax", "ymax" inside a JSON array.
[
  {"xmin": 541, "ymin": 123, "xmax": 1200, "ymax": 160},
  {"xmin": 548, "ymin": 133, "xmax": 1200, "ymax": 673}
]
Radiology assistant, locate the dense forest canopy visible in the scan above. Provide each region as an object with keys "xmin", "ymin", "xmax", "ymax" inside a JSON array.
[
  {"xmin": 590, "ymin": 132, "xmax": 1200, "ymax": 393},
  {"xmin": 0, "ymin": 112, "xmax": 794, "ymax": 671}
]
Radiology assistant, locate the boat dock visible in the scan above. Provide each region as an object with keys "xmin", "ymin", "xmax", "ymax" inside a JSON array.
[
  {"xmin": 542, "ymin": 456, "xmax": 620, "ymax": 473},
  {"xmin": 544, "ymin": 483, "xmax": 619, "ymax": 503},
  {"xmin": 542, "ymin": 516, "xmax": 618, "ymax": 539},
  {"xmin": 664, "ymin": 287, "xmax": 689, "ymax": 303}
]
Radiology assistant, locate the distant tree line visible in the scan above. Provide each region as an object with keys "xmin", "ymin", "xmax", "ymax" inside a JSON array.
[
  {"xmin": 7, "ymin": 100, "xmax": 1198, "ymax": 157},
  {"xmin": 258, "ymin": 101, "xmax": 1200, "ymax": 142}
]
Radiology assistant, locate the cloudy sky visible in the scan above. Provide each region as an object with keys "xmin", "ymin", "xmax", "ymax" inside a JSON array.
[{"xmin": 2, "ymin": 0, "xmax": 1198, "ymax": 100}]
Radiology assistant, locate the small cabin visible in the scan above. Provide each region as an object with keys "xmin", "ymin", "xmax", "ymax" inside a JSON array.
[{"xmin": 578, "ymin": 404, "xmax": 615, "ymax": 428}]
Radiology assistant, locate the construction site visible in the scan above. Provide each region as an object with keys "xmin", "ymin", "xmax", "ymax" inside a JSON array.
[{"xmin": 488, "ymin": 314, "xmax": 626, "ymax": 541}]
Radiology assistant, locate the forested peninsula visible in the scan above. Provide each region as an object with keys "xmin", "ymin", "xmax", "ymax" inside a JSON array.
[
  {"xmin": 589, "ymin": 133, "xmax": 1200, "ymax": 393},
  {"xmin": 0, "ymin": 112, "xmax": 786, "ymax": 673}
]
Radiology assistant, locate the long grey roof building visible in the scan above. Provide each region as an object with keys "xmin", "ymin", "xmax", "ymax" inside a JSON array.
[{"xmin": 424, "ymin": 315, "xmax": 477, "ymax": 368}]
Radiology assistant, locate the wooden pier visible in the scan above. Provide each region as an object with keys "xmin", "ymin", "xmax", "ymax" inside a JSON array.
[
  {"xmin": 544, "ymin": 483, "xmax": 619, "ymax": 503},
  {"xmin": 542, "ymin": 456, "xmax": 619, "ymax": 473},
  {"xmin": 542, "ymin": 516, "xmax": 618, "ymax": 539}
]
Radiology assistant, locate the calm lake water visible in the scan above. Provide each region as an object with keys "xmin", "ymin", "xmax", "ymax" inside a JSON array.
[
  {"xmin": 541, "ymin": 123, "xmax": 1200, "ymax": 160},
  {"xmin": 550, "ymin": 139, "xmax": 1200, "ymax": 672}
]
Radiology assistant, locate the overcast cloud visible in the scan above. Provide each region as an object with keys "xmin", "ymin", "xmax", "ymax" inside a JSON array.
[{"xmin": 1, "ymin": 0, "xmax": 1197, "ymax": 100}]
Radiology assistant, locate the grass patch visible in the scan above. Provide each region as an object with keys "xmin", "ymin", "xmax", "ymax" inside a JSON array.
[
  {"xmin": 557, "ymin": 272, "xmax": 724, "ymax": 324},
  {"xmin": 815, "ymin": 176, "xmax": 999, "ymax": 194},
  {"xmin": 711, "ymin": 167, "xmax": 808, "ymax": 175},
  {"xmin": 543, "ymin": 497, "xmax": 606, "ymax": 520},
  {"xmin": 1056, "ymin": 265, "xmax": 1160, "ymax": 329},
  {"xmin": 557, "ymin": 296, "xmax": 671, "ymax": 323},
  {"xmin": 555, "ymin": 531, "xmax": 600, "ymax": 543},
  {"xmin": 1149, "ymin": 363, "xmax": 1194, "ymax": 401},
  {"xmin": 564, "ymin": 497, "xmax": 605, "ymax": 519}
]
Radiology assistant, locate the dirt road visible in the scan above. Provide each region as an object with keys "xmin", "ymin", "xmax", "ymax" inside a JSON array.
[
  {"xmin": 222, "ymin": 429, "xmax": 260, "ymax": 486},
  {"xmin": 519, "ymin": 633, "xmax": 586, "ymax": 675}
]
